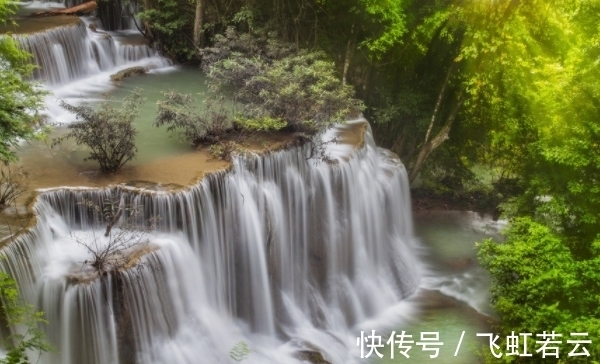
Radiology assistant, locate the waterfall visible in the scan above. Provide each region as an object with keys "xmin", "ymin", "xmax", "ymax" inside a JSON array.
[
  {"xmin": 13, "ymin": 18, "xmax": 169, "ymax": 87},
  {"xmin": 0, "ymin": 122, "xmax": 422, "ymax": 363},
  {"xmin": 32, "ymin": 0, "xmax": 138, "ymax": 31}
]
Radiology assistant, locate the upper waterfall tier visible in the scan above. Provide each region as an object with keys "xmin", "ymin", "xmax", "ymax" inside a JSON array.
[
  {"xmin": 21, "ymin": 0, "xmax": 137, "ymax": 30},
  {"xmin": 0, "ymin": 15, "xmax": 81, "ymax": 35},
  {"xmin": 13, "ymin": 18, "xmax": 168, "ymax": 86},
  {"xmin": 0, "ymin": 121, "xmax": 422, "ymax": 364}
]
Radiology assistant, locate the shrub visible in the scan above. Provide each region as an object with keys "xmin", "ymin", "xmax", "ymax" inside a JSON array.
[
  {"xmin": 55, "ymin": 89, "xmax": 144, "ymax": 173},
  {"xmin": 154, "ymin": 92, "xmax": 231, "ymax": 145},
  {"xmin": 233, "ymin": 116, "xmax": 287, "ymax": 132},
  {"xmin": 200, "ymin": 26, "xmax": 295, "ymax": 74},
  {"xmin": 0, "ymin": 166, "xmax": 29, "ymax": 207},
  {"xmin": 237, "ymin": 51, "xmax": 362, "ymax": 132},
  {"xmin": 208, "ymin": 141, "xmax": 242, "ymax": 161}
]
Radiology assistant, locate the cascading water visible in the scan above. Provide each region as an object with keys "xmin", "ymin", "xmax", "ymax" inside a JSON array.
[
  {"xmin": 14, "ymin": 18, "xmax": 169, "ymax": 87},
  {"xmin": 0, "ymin": 122, "xmax": 423, "ymax": 363},
  {"xmin": 32, "ymin": 0, "xmax": 138, "ymax": 30},
  {"xmin": 11, "ymin": 7, "xmax": 171, "ymax": 122}
]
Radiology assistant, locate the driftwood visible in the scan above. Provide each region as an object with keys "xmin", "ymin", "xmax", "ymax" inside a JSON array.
[
  {"xmin": 104, "ymin": 198, "xmax": 124, "ymax": 237},
  {"xmin": 29, "ymin": 1, "xmax": 98, "ymax": 17}
]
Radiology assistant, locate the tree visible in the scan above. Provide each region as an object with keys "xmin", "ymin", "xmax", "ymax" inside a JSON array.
[
  {"xmin": 202, "ymin": 27, "xmax": 362, "ymax": 134},
  {"xmin": 477, "ymin": 0, "xmax": 600, "ymax": 246},
  {"xmin": 137, "ymin": 0, "xmax": 196, "ymax": 59},
  {"xmin": 0, "ymin": 272, "xmax": 52, "ymax": 364},
  {"xmin": 54, "ymin": 89, "xmax": 144, "ymax": 173},
  {"xmin": 0, "ymin": 0, "xmax": 46, "ymax": 163},
  {"xmin": 193, "ymin": 0, "xmax": 205, "ymax": 47},
  {"xmin": 314, "ymin": 0, "xmax": 408, "ymax": 83},
  {"xmin": 478, "ymin": 218, "xmax": 600, "ymax": 363},
  {"xmin": 476, "ymin": 3, "xmax": 600, "ymax": 362}
]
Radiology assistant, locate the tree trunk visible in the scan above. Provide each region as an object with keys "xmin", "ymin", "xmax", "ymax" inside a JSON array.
[
  {"xmin": 408, "ymin": 92, "xmax": 464, "ymax": 184},
  {"xmin": 141, "ymin": 0, "xmax": 154, "ymax": 40},
  {"xmin": 193, "ymin": 0, "xmax": 205, "ymax": 47},
  {"xmin": 423, "ymin": 64, "xmax": 454, "ymax": 145},
  {"xmin": 342, "ymin": 24, "xmax": 355, "ymax": 87}
]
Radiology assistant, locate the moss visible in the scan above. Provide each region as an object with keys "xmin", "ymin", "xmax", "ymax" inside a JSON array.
[
  {"xmin": 294, "ymin": 350, "xmax": 332, "ymax": 364},
  {"xmin": 110, "ymin": 66, "xmax": 148, "ymax": 82}
]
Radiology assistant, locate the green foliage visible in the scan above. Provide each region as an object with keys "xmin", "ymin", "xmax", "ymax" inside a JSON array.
[
  {"xmin": 208, "ymin": 141, "xmax": 243, "ymax": 161},
  {"xmin": 138, "ymin": 0, "xmax": 195, "ymax": 59},
  {"xmin": 203, "ymin": 27, "xmax": 362, "ymax": 134},
  {"xmin": 315, "ymin": 0, "xmax": 408, "ymax": 56},
  {"xmin": 468, "ymin": 0, "xmax": 600, "ymax": 246},
  {"xmin": 357, "ymin": 0, "xmax": 407, "ymax": 55},
  {"xmin": 200, "ymin": 26, "xmax": 295, "ymax": 78},
  {"xmin": 231, "ymin": 5, "xmax": 257, "ymax": 32},
  {"xmin": 233, "ymin": 116, "xmax": 286, "ymax": 132},
  {"xmin": 0, "ymin": 272, "xmax": 51, "ymax": 364},
  {"xmin": 55, "ymin": 89, "xmax": 144, "ymax": 173},
  {"xmin": 0, "ymin": 0, "xmax": 46, "ymax": 163},
  {"xmin": 241, "ymin": 51, "xmax": 362, "ymax": 132},
  {"xmin": 229, "ymin": 341, "xmax": 250, "ymax": 362},
  {"xmin": 478, "ymin": 218, "xmax": 600, "ymax": 362},
  {"xmin": 154, "ymin": 92, "xmax": 231, "ymax": 145}
]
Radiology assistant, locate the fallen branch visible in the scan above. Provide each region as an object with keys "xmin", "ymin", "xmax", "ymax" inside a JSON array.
[{"xmin": 28, "ymin": 1, "xmax": 98, "ymax": 17}]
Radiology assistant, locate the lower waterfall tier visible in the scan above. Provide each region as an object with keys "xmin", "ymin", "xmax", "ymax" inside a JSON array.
[{"xmin": 0, "ymin": 121, "xmax": 422, "ymax": 364}]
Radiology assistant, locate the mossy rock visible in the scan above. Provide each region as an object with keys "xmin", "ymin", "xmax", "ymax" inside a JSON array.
[
  {"xmin": 294, "ymin": 350, "xmax": 332, "ymax": 364},
  {"xmin": 110, "ymin": 66, "xmax": 148, "ymax": 82}
]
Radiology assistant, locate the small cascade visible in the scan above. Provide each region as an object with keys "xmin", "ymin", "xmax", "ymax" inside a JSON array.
[
  {"xmin": 0, "ymin": 123, "xmax": 422, "ymax": 363},
  {"xmin": 13, "ymin": 18, "xmax": 168, "ymax": 87},
  {"xmin": 33, "ymin": 0, "xmax": 138, "ymax": 30},
  {"xmin": 96, "ymin": 0, "xmax": 139, "ymax": 31}
]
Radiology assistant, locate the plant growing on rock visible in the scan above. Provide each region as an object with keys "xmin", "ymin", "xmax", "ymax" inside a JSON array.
[
  {"xmin": 54, "ymin": 89, "xmax": 144, "ymax": 173},
  {"xmin": 74, "ymin": 195, "xmax": 159, "ymax": 278},
  {"xmin": 0, "ymin": 166, "xmax": 29, "ymax": 208},
  {"xmin": 208, "ymin": 141, "xmax": 245, "ymax": 161}
]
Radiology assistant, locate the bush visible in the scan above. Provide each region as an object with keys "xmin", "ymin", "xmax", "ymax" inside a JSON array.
[
  {"xmin": 477, "ymin": 218, "xmax": 600, "ymax": 362},
  {"xmin": 200, "ymin": 26, "xmax": 295, "ymax": 74},
  {"xmin": 0, "ymin": 166, "xmax": 29, "ymax": 207},
  {"xmin": 239, "ymin": 52, "xmax": 361, "ymax": 132},
  {"xmin": 154, "ymin": 92, "xmax": 231, "ymax": 145},
  {"xmin": 0, "ymin": 272, "xmax": 52, "ymax": 364},
  {"xmin": 202, "ymin": 27, "xmax": 363, "ymax": 134},
  {"xmin": 208, "ymin": 141, "xmax": 243, "ymax": 161},
  {"xmin": 55, "ymin": 89, "xmax": 144, "ymax": 173},
  {"xmin": 233, "ymin": 116, "xmax": 287, "ymax": 132}
]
